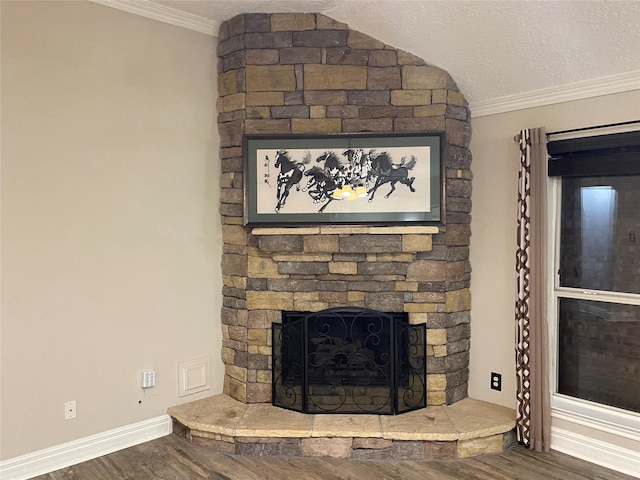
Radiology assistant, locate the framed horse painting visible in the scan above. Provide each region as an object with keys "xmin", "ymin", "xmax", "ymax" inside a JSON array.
[{"xmin": 243, "ymin": 133, "xmax": 443, "ymax": 226}]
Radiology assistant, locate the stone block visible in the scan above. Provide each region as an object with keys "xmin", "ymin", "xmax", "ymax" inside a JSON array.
[
  {"xmin": 358, "ymin": 262, "xmax": 407, "ymax": 276},
  {"xmin": 223, "ymin": 224, "xmax": 248, "ymax": 246},
  {"xmin": 445, "ymin": 289, "xmax": 471, "ymax": 312},
  {"xmin": 247, "ymin": 309, "xmax": 279, "ymax": 328},
  {"xmin": 402, "ymin": 66, "xmax": 450, "ymax": 89},
  {"xmin": 402, "ymin": 234, "xmax": 432, "ymax": 252},
  {"xmin": 394, "ymin": 117, "xmax": 445, "ymax": 132},
  {"xmin": 446, "ymin": 178, "xmax": 472, "ymax": 199},
  {"xmin": 369, "ymin": 50, "xmax": 397, "ymax": 67},
  {"xmin": 217, "ymin": 35, "xmax": 245, "ymax": 57},
  {"xmin": 347, "ymin": 291, "xmax": 365, "ymax": 302},
  {"xmin": 271, "ymin": 105, "xmax": 310, "ymax": 119},
  {"xmin": 397, "ymin": 50, "xmax": 426, "ymax": 65},
  {"xmin": 248, "ymin": 257, "xmax": 284, "ymax": 280},
  {"xmin": 221, "ymin": 51, "xmax": 246, "ymax": 71},
  {"xmin": 246, "ymin": 291, "xmax": 294, "ymax": 310},
  {"xmin": 359, "ymin": 106, "xmax": 412, "ymax": 119},
  {"xmin": 329, "ymin": 262, "xmax": 358, "ymax": 275},
  {"xmin": 259, "ymin": 235, "xmax": 304, "ymax": 252},
  {"xmin": 246, "ymin": 382, "xmax": 272, "ymax": 403},
  {"xmin": 293, "ymin": 30, "xmax": 348, "ymax": 48},
  {"xmin": 304, "ymin": 65, "xmax": 367, "ymax": 90},
  {"xmin": 326, "ymin": 105, "xmax": 359, "ymax": 118},
  {"xmin": 226, "ymin": 14, "xmax": 245, "ymax": 37},
  {"xmin": 291, "ymin": 118, "xmax": 342, "ymax": 134},
  {"xmin": 246, "ymin": 92, "xmax": 285, "ymax": 106},
  {"xmin": 446, "ymin": 119, "xmax": 472, "ymax": 148},
  {"xmin": 390, "ymin": 441, "xmax": 425, "ymax": 460},
  {"xmin": 300, "ymin": 437, "xmax": 353, "ymax": 458},
  {"xmin": 247, "ymin": 328, "xmax": 268, "ymax": 345},
  {"xmin": 364, "ymin": 292, "xmax": 404, "ymax": 312},
  {"xmin": 446, "ymin": 105, "xmax": 469, "ymax": 121},
  {"xmin": 353, "ymin": 438, "xmax": 393, "ymax": 449},
  {"xmin": 414, "ymin": 104, "xmax": 447, "ymax": 117},
  {"xmin": 348, "ymin": 30, "xmax": 385, "ymax": 49},
  {"xmin": 340, "ymin": 235, "xmax": 402, "ymax": 253},
  {"xmin": 427, "ymin": 329, "xmax": 447, "ymax": 346},
  {"xmin": 445, "ymin": 224, "xmax": 471, "ymax": 246},
  {"xmin": 218, "ymin": 120, "xmax": 243, "ymax": 148},
  {"xmin": 348, "ymin": 90, "xmax": 390, "ymax": 106},
  {"xmin": 304, "ymin": 90, "xmax": 348, "ymax": 105},
  {"xmin": 222, "ymin": 253, "xmax": 247, "ymax": 277},
  {"xmin": 246, "ymin": 106, "xmax": 270, "ymax": 119},
  {"xmin": 226, "ymin": 364, "xmax": 248, "ymax": 382},
  {"xmin": 424, "ymin": 441, "xmax": 457, "ymax": 460},
  {"xmin": 447, "ymin": 90, "xmax": 467, "ymax": 106},
  {"xmin": 246, "ymin": 49, "xmax": 279, "ymax": 65},
  {"xmin": 310, "ymin": 105, "xmax": 326, "ymax": 118},
  {"xmin": 446, "ymin": 261, "xmax": 468, "ymax": 282},
  {"xmin": 246, "ymin": 65, "xmax": 296, "ymax": 92},
  {"xmin": 457, "ymin": 434, "xmax": 504, "ymax": 458},
  {"xmin": 245, "ymin": 32, "xmax": 293, "ymax": 49},
  {"xmin": 220, "ymin": 187, "xmax": 243, "ymax": 204},
  {"xmin": 218, "ymin": 70, "xmax": 244, "ymax": 96},
  {"xmin": 427, "ymin": 374, "xmax": 447, "ymax": 391},
  {"xmin": 408, "ymin": 312, "xmax": 428, "ymax": 325},
  {"xmin": 268, "ymin": 278, "xmax": 317, "ymax": 292},
  {"xmin": 271, "ymin": 13, "xmax": 316, "ymax": 31},
  {"xmin": 367, "ymin": 67, "xmax": 402, "ymax": 90},
  {"xmin": 343, "ymin": 118, "xmax": 392, "ymax": 133},
  {"xmin": 280, "ymin": 47, "xmax": 322, "ymax": 64},
  {"xmin": 391, "ymin": 89, "xmax": 432, "ymax": 106},
  {"xmin": 318, "ymin": 292, "xmax": 348, "ymax": 304},
  {"xmin": 403, "ymin": 303, "xmax": 438, "ymax": 313},
  {"xmin": 278, "ymin": 261, "xmax": 329, "ymax": 275},
  {"xmin": 316, "ymin": 14, "xmax": 348, "ymax": 30},
  {"xmin": 245, "ymin": 13, "xmax": 270, "ymax": 33},
  {"xmin": 326, "ymin": 47, "xmax": 369, "ymax": 65},
  {"xmin": 406, "ymin": 260, "xmax": 446, "ymax": 282},
  {"xmin": 427, "ymin": 390, "xmax": 446, "ymax": 406}
]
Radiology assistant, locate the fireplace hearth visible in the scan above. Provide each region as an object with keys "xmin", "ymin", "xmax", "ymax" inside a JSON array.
[{"xmin": 272, "ymin": 307, "xmax": 426, "ymax": 415}]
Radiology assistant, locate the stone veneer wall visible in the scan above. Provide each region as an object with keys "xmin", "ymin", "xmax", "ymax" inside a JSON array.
[{"xmin": 217, "ymin": 13, "xmax": 472, "ymax": 406}]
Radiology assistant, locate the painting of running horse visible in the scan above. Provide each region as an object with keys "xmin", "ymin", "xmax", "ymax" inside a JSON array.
[{"xmin": 244, "ymin": 133, "xmax": 442, "ymax": 226}]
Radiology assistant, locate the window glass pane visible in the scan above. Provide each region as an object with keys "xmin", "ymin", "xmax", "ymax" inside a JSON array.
[
  {"xmin": 557, "ymin": 298, "xmax": 640, "ymax": 413},
  {"xmin": 560, "ymin": 175, "xmax": 640, "ymax": 294}
]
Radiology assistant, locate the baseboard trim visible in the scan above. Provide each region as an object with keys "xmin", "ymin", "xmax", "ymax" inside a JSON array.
[
  {"xmin": 551, "ymin": 425, "xmax": 640, "ymax": 478},
  {"xmin": 0, "ymin": 415, "xmax": 172, "ymax": 480}
]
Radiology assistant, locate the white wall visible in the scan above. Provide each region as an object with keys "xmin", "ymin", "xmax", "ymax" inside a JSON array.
[
  {"xmin": 1, "ymin": 1, "xmax": 223, "ymax": 460},
  {"xmin": 468, "ymin": 89, "xmax": 640, "ymax": 408}
]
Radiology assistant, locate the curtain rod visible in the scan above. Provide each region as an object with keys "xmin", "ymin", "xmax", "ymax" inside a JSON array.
[{"xmin": 546, "ymin": 119, "xmax": 640, "ymax": 137}]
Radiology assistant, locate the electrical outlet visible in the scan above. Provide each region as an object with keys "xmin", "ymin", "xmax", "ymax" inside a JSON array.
[
  {"xmin": 65, "ymin": 400, "xmax": 76, "ymax": 420},
  {"xmin": 491, "ymin": 372, "xmax": 502, "ymax": 391}
]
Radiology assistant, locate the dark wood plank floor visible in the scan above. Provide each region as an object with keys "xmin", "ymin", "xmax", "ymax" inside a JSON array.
[{"xmin": 32, "ymin": 433, "xmax": 635, "ymax": 480}]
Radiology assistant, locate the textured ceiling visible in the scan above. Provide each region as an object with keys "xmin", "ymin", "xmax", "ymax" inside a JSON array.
[{"xmin": 150, "ymin": 0, "xmax": 640, "ymax": 105}]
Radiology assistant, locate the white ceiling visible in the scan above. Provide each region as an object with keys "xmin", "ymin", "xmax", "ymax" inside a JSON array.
[{"xmin": 108, "ymin": 0, "xmax": 640, "ymax": 110}]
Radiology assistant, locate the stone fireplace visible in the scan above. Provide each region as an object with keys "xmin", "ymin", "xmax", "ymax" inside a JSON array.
[{"xmin": 217, "ymin": 13, "xmax": 472, "ymax": 408}]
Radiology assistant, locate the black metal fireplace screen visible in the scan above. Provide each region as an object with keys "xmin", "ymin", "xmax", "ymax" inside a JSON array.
[{"xmin": 272, "ymin": 307, "xmax": 426, "ymax": 415}]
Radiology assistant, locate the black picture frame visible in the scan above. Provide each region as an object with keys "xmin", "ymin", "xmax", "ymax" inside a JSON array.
[{"xmin": 243, "ymin": 133, "xmax": 443, "ymax": 226}]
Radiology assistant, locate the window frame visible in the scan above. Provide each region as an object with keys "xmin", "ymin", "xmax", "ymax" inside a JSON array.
[{"xmin": 548, "ymin": 174, "xmax": 640, "ymax": 435}]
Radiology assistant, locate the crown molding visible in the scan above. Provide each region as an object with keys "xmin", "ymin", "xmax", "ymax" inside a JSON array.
[
  {"xmin": 470, "ymin": 69, "xmax": 640, "ymax": 118},
  {"xmin": 90, "ymin": 0, "xmax": 218, "ymax": 36}
]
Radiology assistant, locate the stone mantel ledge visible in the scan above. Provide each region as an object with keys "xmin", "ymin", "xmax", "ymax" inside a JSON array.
[
  {"xmin": 250, "ymin": 226, "xmax": 441, "ymax": 236},
  {"xmin": 168, "ymin": 394, "xmax": 514, "ymax": 443}
]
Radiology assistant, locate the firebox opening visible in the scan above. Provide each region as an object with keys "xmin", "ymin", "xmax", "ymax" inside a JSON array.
[{"xmin": 272, "ymin": 307, "xmax": 426, "ymax": 415}]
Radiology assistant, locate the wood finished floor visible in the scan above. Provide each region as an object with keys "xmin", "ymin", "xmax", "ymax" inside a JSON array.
[{"xmin": 32, "ymin": 433, "xmax": 635, "ymax": 480}]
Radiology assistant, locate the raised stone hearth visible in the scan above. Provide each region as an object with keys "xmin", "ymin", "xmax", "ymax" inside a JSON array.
[{"xmin": 169, "ymin": 395, "xmax": 516, "ymax": 459}]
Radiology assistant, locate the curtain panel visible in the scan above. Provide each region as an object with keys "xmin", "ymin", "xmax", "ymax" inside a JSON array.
[{"xmin": 515, "ymin": 128, "xmax": 551, "ymax": 452}]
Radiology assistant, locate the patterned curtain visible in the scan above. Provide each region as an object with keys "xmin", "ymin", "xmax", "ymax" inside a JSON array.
[{"xmin": 515, "ymin": 128, "xmax": 551, "ymax": 452}]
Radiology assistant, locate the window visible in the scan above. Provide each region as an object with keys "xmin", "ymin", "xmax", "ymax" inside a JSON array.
[{"xmin": 550, "ymin": 131, "xmax": 640, "ymax": 415}]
